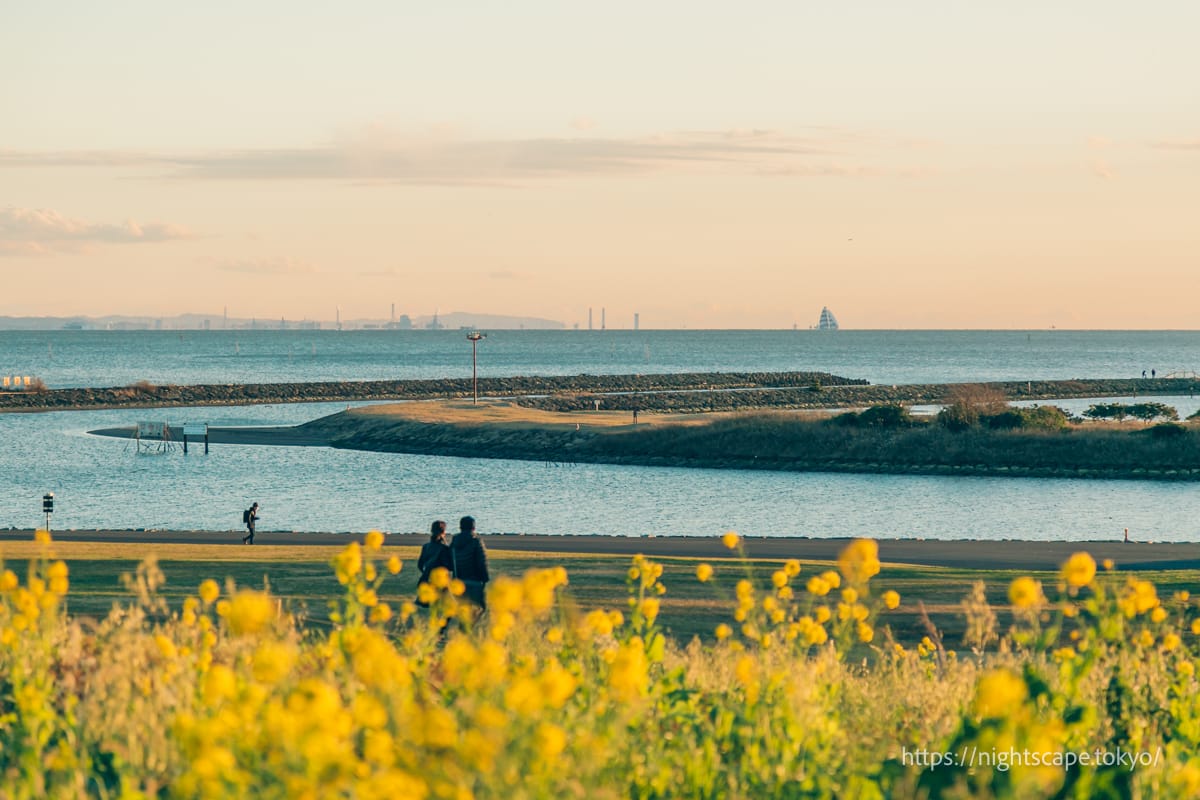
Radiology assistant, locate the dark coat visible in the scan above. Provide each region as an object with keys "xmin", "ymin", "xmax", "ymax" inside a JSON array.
[
  {"xmin": 416, "ymin": 540, "xmax": 453, "ymax": 583},
  {"xmin": 450, "ymin": 534, "xmax": 490, "ymax": 584}
]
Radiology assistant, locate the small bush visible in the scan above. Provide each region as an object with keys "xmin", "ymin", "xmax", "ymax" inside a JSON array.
[
  {"xmin": 1145, "ymin": 422, "xmax": 1188, "ymax": 440},
  {"xmin": 856, "ymin": 404, "xmax": 914, "ymax": 428}
]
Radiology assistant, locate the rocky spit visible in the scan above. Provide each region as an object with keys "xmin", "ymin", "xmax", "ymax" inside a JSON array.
[{"xmin": 4, "ymin": 373, "xmax": 1199, "ymax": 414}]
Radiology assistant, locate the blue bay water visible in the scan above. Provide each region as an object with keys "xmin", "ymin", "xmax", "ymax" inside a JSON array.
[
  {"xmin": 3, "ymin": 329, "xmax": 1199, "ymax": 388},
  {"xmin": 0, "ymin": 401, "xmax": 1197, "ymax": 542},
  {"xmin": 1, "ymin": 330, "xmax": 1199, "ymax": 541}
]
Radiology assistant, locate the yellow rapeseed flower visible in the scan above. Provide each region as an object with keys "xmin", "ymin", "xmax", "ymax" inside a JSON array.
[
  {"xmin": 1163, "ymin": 632, "xmax": 1182, "ymax": 651},
  {"xmin": 806, "ymin": 576, "xmax": 831, "ymax": 597},
  {"xmin": 1136, "ymin": 628, "xmax": 1155, "ymax": 648},
  {"xmin": 771, "ymin": 570, "xmax": 788, "ymax": 589},
  {"xmin": 1061, "ymin": 552, "xmax": 1097, "ymax": 588},
  {"xmin": 386, "ymin": 556, "xmax": 403, "ymax": 575},
  {"xmin": 1102, "ymin": 558, "xmax": 1115, "ymax": 570},
  {"xmin": 1179, "ymin": 661, "xmax": 1196, "ymax": 678},
  {"xmin": 882, "ymin": 590, "xmax": 900, "ymax": 609},
  {"xmin": 784, "ymin": 559, "xmax": 801, "ymax": 577},
  {"xmin": 252, "ymin": 641, "xmax": 295, "ymax": 683},
  {"xmin": 0, "ymin": 570, "xmax": 17, "ymax": 592},
  {"xmin": 842, "ymin": 587, "xmax": 859, "ymax": 604},
  {"xmin": 221, "ymin": 590, "xmax": 274, "ymax": 636},
  {"xmin": 1008, "ymin": 576, "xmax": 1043, "ymax": 609},
  {"xmin": 198, "ymin": 579, "xmax": 220, "ymax": 605},
  {"xmin": 974, "ymin": 669, "xmax": 1027, "ymax": 719},
  {"xmin": 1192, "ymin": 619, "xmax": 1200, "ymax": 635},
  {"xmin": 715, "ymin": 623, "xmax": 732, "ymax": 640},
  {"xmin": 429, "ymin": 567, "xmax": 451, "ymax": 590},
  {"xmin": 838, "ymin": 539, "xmax": 881, "ymax": 585},
  {"xmin": 203, "ymin": 664, "xmax": 237, "ymax": 704},
  {"xmin": 1151, "ymin": 607, "xmax": 1168, "ymax": 624},
  {"xmin": 364, "ymin": 530, "xmax": 385, "ymax": 550},
  {"xmin": 34, "ymin": 529, "xmax": 51, "ymax": 544},
  {"xmin": 608, "ymin": 638, "xmax": 649, "ymax": 701},
  {"xmin": 638, "ymin": 597, "xmax": 660, "ymax": 624},
  {"xmin": 722, "ymin": 531, "xmax": 740, "ymax": 550},
  {"xmin": 154, "ymin": 634, "xmax": 178, "ymax": 660},
  {"xmin": 696, "ymin": 563, "xmax": 713, "ymax": 582},
  {"xmin": 857, "ymin": 622, "xmax": 874, "ymax": 643},
  {"xmin": 369, "ymin": 603, "xmax": 392, "ymax": 624},
  {"xmin": 820, "ymin": 570, "xmax": 841, "ymax": 589}
]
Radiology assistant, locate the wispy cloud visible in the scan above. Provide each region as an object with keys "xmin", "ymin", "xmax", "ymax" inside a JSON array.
[
  {"xmin": 215, "ymin": 256, "xmax": 317, "ymax": 275},
  {"xmin": 1150, "ymin": 138, "xmax": 1200, "ymax": 151},
  {"xmin": 0, "ymin": 206, "xmax": 192, "ymax": 256},
  {"xmin": 0, "ymin": 127, "xmax": 895, "ymax": 185}
]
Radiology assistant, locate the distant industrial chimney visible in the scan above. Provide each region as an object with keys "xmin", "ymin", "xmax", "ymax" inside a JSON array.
[
  {"xmin": 601, "ymin": 308, "xmax": 606, "ymax": 330},
  {"xmin": 634, "ymin": 313, "xmax": 639, "ymax": 331},
  {"xmin": 588, "ymin": 308, "xmax": 593, "ymax": 331}
]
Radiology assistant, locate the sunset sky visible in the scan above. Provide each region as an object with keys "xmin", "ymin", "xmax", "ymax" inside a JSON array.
[{"xmin": 2, "ymin": 2, "xmax": 1198, "ymax": 329}]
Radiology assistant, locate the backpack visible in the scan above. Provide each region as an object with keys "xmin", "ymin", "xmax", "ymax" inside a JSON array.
[{"xmin": 243, "ymin": 508, "xmax": 251, "ymax": 524}]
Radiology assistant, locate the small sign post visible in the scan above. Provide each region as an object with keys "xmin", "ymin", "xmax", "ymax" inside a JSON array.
[{"xmin": 42, "ymin": 492, "xmax": 54, "ymax": 532}]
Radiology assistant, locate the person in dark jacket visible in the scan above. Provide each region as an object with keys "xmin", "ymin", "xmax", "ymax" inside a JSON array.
[
  {"xmin": 450, "ymin": 515, "xmax": 490, "ymax": 607},
  {"xmin": 242, "ymin": 502, "xmax": 259, "ymax": 545},
  {"xmin": 417, "ymin": 520, "xmax": 452, "ymax": 584}
]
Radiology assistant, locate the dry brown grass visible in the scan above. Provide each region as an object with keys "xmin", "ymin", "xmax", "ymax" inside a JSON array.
[{"xmin": 353, "ymin": 399, "xmax": 722, "ymax": 429}]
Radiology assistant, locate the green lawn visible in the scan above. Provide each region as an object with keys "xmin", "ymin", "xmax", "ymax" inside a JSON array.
[{"xmin": 7, "ymin": 540, "xmax": 1200, "ymax": 646}]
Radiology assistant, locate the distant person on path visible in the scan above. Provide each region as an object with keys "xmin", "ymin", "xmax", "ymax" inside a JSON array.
[
  {"xmin": 242, "ymin": 502, "xmax": 259, "ymax": 544},
  {"xmin": 632, "ymin": 409, "xmax": 639, "ymax": 424},
  {"xmin": 1142, "ymin": 370, "xmax": 1147, "ymax": 379},
  {"xmin": 451, "ymin": 515, "xmax": 490, "ymax": 608},
  {"xmin": 1152, "ymin": 369, "xmax": 1156, "ymax": 379},
  {"xmin": 417, "ymin": 520, "xmax": 453, "ymax": 586},
  {"xmin": 1124, "ymin": 527, "xmax": 1130, "ymax": 544}
]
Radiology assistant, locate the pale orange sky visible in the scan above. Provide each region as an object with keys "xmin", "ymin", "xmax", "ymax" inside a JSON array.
[{"xmin": 2, "ymin": 2, "xmax": 1198, "ymax": 329}]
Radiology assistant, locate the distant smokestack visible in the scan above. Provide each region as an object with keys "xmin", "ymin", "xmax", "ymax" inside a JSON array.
[
  {"xmin": 588, "ymin": 308, "xmax": 593, "ymax": 331},
  {"xmin": 391, "ymin": 303, "xmax": 395, "ymax": 323},
  {"xmin": 601, "ymin": 308, "xmax": 606, "ymax": 330},
  {"xmin": 634, "ymin": 313, "xmax": 639, "ymax": 331}
]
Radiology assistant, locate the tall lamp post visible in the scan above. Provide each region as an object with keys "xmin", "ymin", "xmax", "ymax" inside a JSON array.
[{"xmin": 467, "ymin": 332, "xmax": 486, "ymax": 404}]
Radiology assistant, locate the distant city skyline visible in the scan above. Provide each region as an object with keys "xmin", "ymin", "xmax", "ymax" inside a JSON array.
[{"xmin": 3, "ymin": 3, "xmax": 1199, "ymax": 329}]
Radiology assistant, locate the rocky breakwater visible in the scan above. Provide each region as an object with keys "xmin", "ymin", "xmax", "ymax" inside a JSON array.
[
  {"xmin": 0, "ymin": 371, "xmax": 863, "ymax": 411},
  {"xmin": 515, "ymin": 378, "xmax": 1200, "ymax": 414}
]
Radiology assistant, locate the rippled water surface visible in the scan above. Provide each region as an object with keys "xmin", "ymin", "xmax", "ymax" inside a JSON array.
[{"xmin": 3, "ymin": 403, "xmax": 1198, "ymax": 541}]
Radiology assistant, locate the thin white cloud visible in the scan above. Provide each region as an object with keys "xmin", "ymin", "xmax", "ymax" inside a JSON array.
[
  {"xmin": 0, "ymin": 206, "xmax": 192, "ymax": 256},
  {"xmin": 216, "ymin": 257, "xmax": 317, "ymax": 275},
  {"xmin": 1151, "ymin": 138, "xmax": 1200, "ymax": 151},
  {"xmin": 0, "ymin": 128, "xmax": 890, "ymax": 184}
]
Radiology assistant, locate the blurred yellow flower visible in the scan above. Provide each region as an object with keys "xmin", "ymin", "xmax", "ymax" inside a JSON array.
[
  {"xmin": 1008, "ymin": 576, "xmax": 1043, "ymax": 609},
  {"xmin": 1163, "ymin": 632, "xmax": 1182, "ymax": 651},
  {"xmin": 974, "ymin": 669, "xmax": 1026, "ymax": 719},
  {"xmin": 696, "ymin": 563, "xmax": 713, "ymax": 582},
  {"xmin": 841, "ymin": 587, "xmax": 859, "ymax": 604},
  {"xmin": 0, "ymin": 570, "xmax": 17, "ymax": 592},
  {"xmin": 1192, "ymin": 619, "xmax": 1200, "ymax": 635},
  {"xmin": 806, "ymin": 576, "xmax": 831, "ymax": 597},
  {"xmin": 154, "ymin": 634, "xmax": 178, "ymax": 660},
  {"xmin": 856, "ymin": 622, "xmax": 874, "ymax": 643},
  {"xmin": 722, "ymin": 531, "xmax": 740, "ymax": 550},
  {"xmin": 838, "ymin": 539, "xmax": 881, "ymax": 585},
  {"xmin": 1061, "ymin": 552, "xmax": 1096, "ymax": 588},
  {"xmin": 638, "ymin": 598, "xmax": 660, "ymax": 624},
  {"xmin": 429, "ymin": 567, "xmax": 451, "ymax": 590},
  {"xmin": 364, "ymin": 530, "xmax": 385, "ymax": 550},
  {"xmin": 222, "ymin": 591, "xmax": 274, "ymax": 636},
  {"xmin": 198, "ymin": 579, "xmax": 220, "ymax": 605},
  {"xmin": 771, "ymin": 570, "xmax": 788, "ymax": 589},
  {"xmin": 386, "ymin": 556, "xmax": 403, "ymax": 575},
  {"xmin": 715, "ymin": 623, "xmax": 732, "ymax": 640},
  {"xmin": 1151, "ymin": 607, "xmax": 1168, "ymax": 624},
  {"xmin": 784, "ymin": 559, "xmax": 801, "ymax": 577},
  {"xmin": 882, "ymin": 590, "xmax": 900, "ymax": 609}
]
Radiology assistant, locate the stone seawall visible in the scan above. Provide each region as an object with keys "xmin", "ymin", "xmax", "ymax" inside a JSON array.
[
  {"xmin": 4, "ymin": 373, "xmax": 1198, "ymax": 414},
  {"xmin": 0, "ymin": 371, "xmax": 858, "ymax": 411}
]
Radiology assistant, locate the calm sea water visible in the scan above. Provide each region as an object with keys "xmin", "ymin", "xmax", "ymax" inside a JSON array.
[
  {"xmin": 3, "ymin": 329, "xmax": 1198, "ymax": 388},
  {"xmin": 2, "ymin": 330, "xmax": 1198, "ymax": 540},
  {"xmin": 0, "ymin": 400, "xmax": 1198, "ymax": 541}
]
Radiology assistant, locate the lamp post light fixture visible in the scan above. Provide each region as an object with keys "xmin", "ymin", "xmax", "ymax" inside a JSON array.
[{"xmin": 466, "ymin": 331, "xmax": 486, "ymax": 404}]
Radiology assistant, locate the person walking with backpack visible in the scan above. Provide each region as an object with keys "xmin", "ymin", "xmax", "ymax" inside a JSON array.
[
  {"xmin": 450, "ymin": 515, "xmax": 490, "ymax": 608},
  {"xmin": 242, "ymin": 502, "xmax": 259, "ymax": 544}
]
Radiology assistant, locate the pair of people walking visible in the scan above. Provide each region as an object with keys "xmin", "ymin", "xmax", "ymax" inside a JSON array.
[{"xmin": 417, "ymin": 516, "xmax": 489, "ymax": 608}]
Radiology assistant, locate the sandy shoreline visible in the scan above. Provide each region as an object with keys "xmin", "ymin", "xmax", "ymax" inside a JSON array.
[{"xmin": 3, "ymin": 529, "xmax": 1198, "ymax": 571}]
